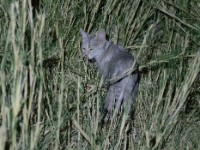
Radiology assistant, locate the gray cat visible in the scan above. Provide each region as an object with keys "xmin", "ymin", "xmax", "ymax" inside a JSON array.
[{"xmin": 80, "ymin": 29, "xmax": 139, "ymax": 123}]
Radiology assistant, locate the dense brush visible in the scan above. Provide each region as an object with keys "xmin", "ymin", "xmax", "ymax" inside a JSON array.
[{"xmin": 0, "ymin": 0, "xmax": 199, "ymax": 149}]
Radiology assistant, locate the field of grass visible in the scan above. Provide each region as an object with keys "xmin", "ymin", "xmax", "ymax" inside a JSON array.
[{"xmin": 0, "ymin": 0, "xmax": 200, "ymax": 149}]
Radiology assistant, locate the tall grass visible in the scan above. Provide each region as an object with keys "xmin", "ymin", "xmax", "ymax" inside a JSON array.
[{"xmin": 0, "ymin": 0, "xmax": 199, "ymax": 149}]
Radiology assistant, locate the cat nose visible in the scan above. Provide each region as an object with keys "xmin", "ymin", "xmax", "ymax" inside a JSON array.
[{"xmin": 81, "ymin": 50, "xmax": 87, "ymax": 57}]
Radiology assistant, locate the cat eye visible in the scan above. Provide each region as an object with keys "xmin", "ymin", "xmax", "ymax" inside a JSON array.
[{"xmin": 88, "ymin": 42, "xmax": 93, "ymax": 51}]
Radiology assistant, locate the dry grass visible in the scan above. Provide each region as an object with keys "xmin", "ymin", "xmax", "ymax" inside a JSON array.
[{"xmin": 0, "ymin": 0, "xmax": 199, "ymax": 149}]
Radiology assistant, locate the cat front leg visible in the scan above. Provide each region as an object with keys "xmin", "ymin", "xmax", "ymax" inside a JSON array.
[{"xmin": 102, "ymin": 85, "xmax": 115, "ymax": 123}]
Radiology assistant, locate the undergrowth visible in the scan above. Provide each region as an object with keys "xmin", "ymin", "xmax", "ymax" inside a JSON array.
[{"xmin": 0, "ymin": 0, "xmax": 199, "ymax": 149}]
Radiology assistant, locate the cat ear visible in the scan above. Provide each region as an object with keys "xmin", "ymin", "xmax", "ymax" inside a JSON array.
[
  {"xmin": 80, "ymin": 28, "xmax": 88, "ymax": 39},
  {"xmin": 96, "ymin": 29, "xmax": 106, "ymax": 41}
]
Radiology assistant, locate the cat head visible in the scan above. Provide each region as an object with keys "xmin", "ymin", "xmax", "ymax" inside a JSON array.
[{"xmin": 80, "ymin": 29, "xmax": 106, "ymax": 61}]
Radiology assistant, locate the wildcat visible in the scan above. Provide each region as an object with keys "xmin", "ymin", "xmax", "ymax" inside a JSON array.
[{"xmin": 80, "ymin": 29, "xmax": 139, "ymax": 123}]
